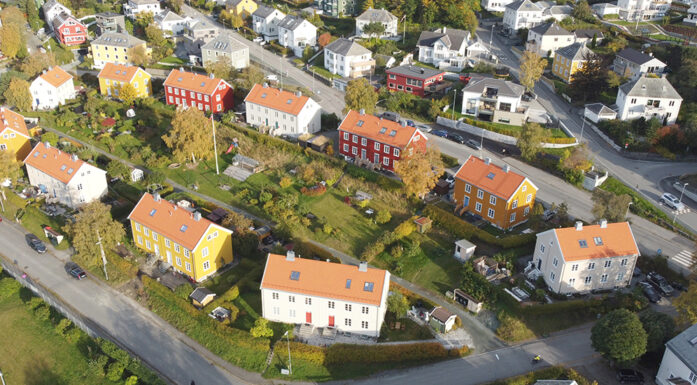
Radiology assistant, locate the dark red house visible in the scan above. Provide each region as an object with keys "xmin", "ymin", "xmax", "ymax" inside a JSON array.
[
  {"xmin": 338, "ymin": 109, "xmax": 428, "ymax": 172},
  {"xmin": 52, "ymin": 13, "xmax": 87, "ymax": 46},
  {"xmin": 385, "ymin": 65, "xmax": 447, "ymax": 97},
  {"xmin": 163, "ymin": 68, "xmax": 234, "ymax": 113}
]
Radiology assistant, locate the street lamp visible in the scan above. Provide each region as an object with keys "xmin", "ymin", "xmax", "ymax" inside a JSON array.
[
  {"xmin": 673, "ymin": 182, "xmax": 688, "ymax": 224},
  {"xmin": 451, "ymin": 88, "xmax": 458, "ymax": 120},
  {"xmin": 626, "ymin": 201, "xmax": 633, "ymax": 220},
  {"xmin": 282, "ymin": 331, "xmax": 292, "ymax": 375},
  {"xmin": 0, "ymin": 369, "xmax": 6, "ymax": 385},
  {"xmin": 579, "ymin": 112, "xmax": 586, "ymax": 143}
]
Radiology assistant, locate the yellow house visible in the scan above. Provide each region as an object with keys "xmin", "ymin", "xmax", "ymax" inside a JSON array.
[
  {"xmin": 552, "ymin": 42, "xmax": 593, "ymax": 83},
  {"xmin": 90, "ymin": 32, "xmax": 150, "ymax": 69},
  {"xmin": 226, "ymin": 0, "xmax": 257, "ymax": 17},
  {"xmin": 128, "ymin": 193, "xmax": 234, "ymax": 282},
  {"xmin": 97, "ymin": 63, "xmax": 152, "ymax": 99},
  {"xmin": 0, "ymin": 107, "xmax": 32, "ymax": 162}
]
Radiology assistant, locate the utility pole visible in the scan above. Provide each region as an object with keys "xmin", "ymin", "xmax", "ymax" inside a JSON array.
[
  {"xmin": 579, "ymin": 113, "xmax": 586, "ymax": 143},
  {"xmin": 489, "ymin": 23, "xmax": 494, "ymax": 48},
  {"xmin": 451, "ymin": 88, "xmax": 457, "ymax": 119},
  {"xmin": 211, "ymin": 115, "xmax": 219, "ymax": 175},
  {"xmin": 401, "ymin": 15, "xmax": 407, "ymax": 43},
  {"xmin": 674, "ymin": 182, "xmax": 688, "ymax": 224},
  {"xmin": 96, "ymin": 230, "xmax": 108, "ymax": 281},
  {"xmin": 283, "ymin": 331, "xmax": 292, "ymax": 375}
]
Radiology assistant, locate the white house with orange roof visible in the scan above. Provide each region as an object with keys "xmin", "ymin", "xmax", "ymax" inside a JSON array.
[
  {"xmin": 0, "ymin": 108, "xmax": 32, "ymax": 162},
  {"xmin": 23, "ymin": 142, "xmax": 108, "ymax": 209},
  {"xmin": 530, "ymin": 220, "xmax": 640, "ymax": 294},
  {"xmin": 244, "ymin": 83, "xmax": 321, "ymax": 137},
  {"xmin": 260, "ymin": 252, "xmax": 390, "ymax": 337},
  {"xmin": 29, "ymin": 67, "xmax": 75, "ymax": 110}
]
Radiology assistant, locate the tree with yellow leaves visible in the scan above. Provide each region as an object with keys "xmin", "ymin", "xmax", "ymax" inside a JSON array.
[
  {"xmin": 520, "ymin": 50, "xmax": 547, "ymax": 93},
  {"xmin": 393, "ymin": 144, "xmax": 444, "ymax": 198},
  {"xmin": 162, "ymin": 107, "xmax": 214, "ymax": 163}
]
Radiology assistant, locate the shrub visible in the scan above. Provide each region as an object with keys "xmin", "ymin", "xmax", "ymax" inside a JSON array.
[
  {"xmin": 0, "ymin": 277, "xmax": 21, "ymax": 300},
  {"xmin": 300, "ymin": 184, "xmax": 327, "ymax": 196},
  {"xmin": 279, "ymin": 176, "xmax": 293, "ymax": 188},
  {"xmin": 27, "ymin": 296, "xmax": 45, "ymax": 310},
  {"xmin": 287, "ymin": 341, "xmax": 326, "ymax": 365},
  {"xmin": 106, "ymin": 360, "xmax": 127, "ymax": 382},
  {"xmin": 88, "ymin": 354, "xmax": 109, "ymax": 377},
  {"xmin": 174, "ymin": 283, "xmax": 193, "ymax": 300},
  {"xmin": 325, "ymin": 342, "xmax": 451, "ymax": 365},
  {"xmin": 250, "ymin": 318, "xmax": 273, "ymax": 338},
  {"xmin": 55, "ymin": 318, "xmax": 73, "ymax": 336},
  {"xmin": 375, "ymin": 209, "xmax": 392, "ymax": 224},
  {"xmin": 99, "ymin": 338, "xmax": 131, "ymax": 364},
  {"xmin": 34, "ymin": 304, "xmax": 51, "ymax": 321},
  {"xmin": 496, "ymin": 311, "xmax": 535, "ymax": 342}
]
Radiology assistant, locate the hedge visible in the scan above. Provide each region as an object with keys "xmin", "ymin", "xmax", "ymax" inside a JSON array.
[
  {"xmin": 423, "ymin": 205, "xmax": 535, "ymax": 248},
  {"xmin": 325, "ymin": 342, "xmax": 468, "ymax": 365},
  {"xmin": 461, "ymin": 117, "xmax": 573, "ymax": 144}
]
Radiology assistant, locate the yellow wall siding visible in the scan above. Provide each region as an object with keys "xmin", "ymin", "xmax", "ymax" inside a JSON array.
[
  {"xmin": 453, "ymin": 178, "xmax": 538, "ymax": 230},
  {"xmin": 192, "ymin": 226, "xmax": 234, "ymax": 281},
  {"xmin": 98, "ymin": 70, "xmax": 153, "ymax": 99},
  {"xmin": 92, "ymin": 42, "xmax": 149, "ymax": 66},
  {"xmin": 0, "ymin": 132, "xmax": 32, "ymax": 161}
]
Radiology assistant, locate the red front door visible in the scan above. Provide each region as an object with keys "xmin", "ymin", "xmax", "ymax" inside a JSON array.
[
  {"xmin": 328, "ymin": 316, "xmax": 335, "ymax": 327},
  {"xmin": 306, "ymin": 312, "xmax": 312, "ymax": 324}
]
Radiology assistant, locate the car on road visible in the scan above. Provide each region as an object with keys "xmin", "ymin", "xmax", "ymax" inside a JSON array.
[
  {"xmin": 660, "ymin": 192, "xmax": 685, "ymax": 211},
  {"xmin": 26, "ymin": 234, "xmax": 47, "ymax": 254},
  {"xmin": 416, "ymin": 124, "xmax": 432, "ymax": 133},
  {"xmin": 671, "ymin": 281, "xmax": 688, "ymax": 292},
  {"xmin": 404, "ymin": 119, "xmax": 416, "ymax": 127},
  {"xmin": 616, "ymin": 369, "xmax": 645, "ymax": 383},
  {"xmin": 68, "ymin": 264, "xmax": 87, "ymax": 280},
  {"xmin": 431, "ymin": 129, "xmax": 449, "ymax": 137},
  {"xmin": 639, "ymin": 282, "xmax": 661, "ymax": 303},
  {"xmin": 647, "ymin": 272, "xmax": 675, "ymax": 296},
  {"xmin": 448, "ymin": 133, "xmax": 466, "ymax": 144},
  {"xmin": 465, "ymin": 139, "xmax": 482, "ymax": 150},
  {"xmin": 253, "ymin": 37, "xmax": 264, "ymax": 43}
]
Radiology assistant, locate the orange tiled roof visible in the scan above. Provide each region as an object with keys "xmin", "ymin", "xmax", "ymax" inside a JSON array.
[
  {"xmin": 128, "ymin": 193, "xmax": 223, "ymax": 251},
  {"xmin": 554, "ymin": 222, "xmax": 639, "ymax": 261},
  {"xmin": 454, "ymin": 155, "xmax": 531, "ymax": 200},
  {"xmin": 244, "ymin": 84, "xmax": 311, "ymax": 116},
  {"xmin": 339, "ymin": 110, "xmax": 423, "ymax": 149},
  {"xmin": 260, "ymin": 254, "xmax": 389, "ymax": 306},
  {"xmin": 0, "ymin": 107, "xmax": 29, "ymax": 138},
  {"xmin": 23, "ymin": 142, "xmax": 87, "ymax": 184},
  {"xmin": 163, "ymin": 69, "xmax": 228, "ymax": 96},
  {"xmin": 97, "ymin": 63, "xmax": 146, "ymax": 83},
  {"xmin": 39, "ymin": 66, "xmax": 73, "ymax": 88}
]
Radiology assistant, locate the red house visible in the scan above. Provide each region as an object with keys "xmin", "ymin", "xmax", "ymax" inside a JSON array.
[
  {"xmin": 385, "ymin": 65, "xmax": 446, "ymax": 97},
  {"xmin": 53, "ymin": 13, "xmax": 87, "ymax": 46},
  {"xmin": 163, "ymin": 69, "xmax": 234, "ymax": 113},
  {"xmin": 338, "ymin": 110, "xmax": 428, "ymax": 171}
]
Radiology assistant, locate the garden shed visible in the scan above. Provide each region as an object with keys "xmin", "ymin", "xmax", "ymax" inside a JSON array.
[
  {"xmin": 453, "ymin": 239, "xmax": 476, "ymax": 262},
  {"xmin": 429, "ymin": 307, "xmax": 457, "ymax": 333},
  {"xmin": 453, "ymin": 289, "xmax": 483, "ymax": 314},
  {"xmin": 413, "ymin": 216, "xmax": 432, "ymax": 233},
  {"xmin": 130, "ymin": 168, "xmax": 144, "ymax": 182},
  {"xmin": 189, "ymin": 287, "xmax": 216, "ymax": 309}
]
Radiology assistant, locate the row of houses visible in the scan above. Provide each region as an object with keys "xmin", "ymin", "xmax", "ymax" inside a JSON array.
[{"xmin": 491, "ymin": 0, "xmax": 671, "ymax": 23}]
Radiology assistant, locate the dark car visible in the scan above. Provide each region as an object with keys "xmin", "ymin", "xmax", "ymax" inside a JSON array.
[
  {"xmin": 404, "ymin": 119, "xmax": 416, "ymax": 127},
  {"xmin": 617, "ymin": 369, "xmax": 645, "ymax": 383},
  {"xmin": 381, "ymin": 111, "xmax": 400, "ymax": 122},
  {"xmin": 69, "ymin": 264, "xmax": 87, "ymax": 280},
  {"xmin": 26, "ymin": 234, "xmax": 47, "ymax": 254},
  {"xmin": 672, "ymin": 281, "xmax": 688, "ymax": 292},
  {"xmin": 448, "ymin": 133, "xmax": 466, "ymax": 144},
  {"xmin": 647, "ymin": 272, "xmax": 675, "ymax": 296},
  {"xmin": 639, "ymin": 282, "xmax": 661, "ymax": 303},
  {"xmin": 431, "ymin": 129, "xmax": 449, "ymax": 137},
  {"xmin": 465, "ymin": 139, "xmax": 482, "ymax": 150}
]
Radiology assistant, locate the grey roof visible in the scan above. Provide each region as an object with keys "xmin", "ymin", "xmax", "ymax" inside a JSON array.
[
  {"xmin": 619, "ymin": 76, "xmax": 682, "ymax": 100},
  {"xmin": 505, "ymin": 0, "xmax": 543, "ymax": 11},
  {"xmin": 189, "ymin": 18, "xmax": 217, "ymax": 31},
  {"xmin": 585, "ymin": 103, "xmax": 616, "ymax": 115},
  {"xmin": 534, "ymin": 381, "xmax": 578, "ymax": 385},
  {"xmin": 155, "ymin": 10, "xmax": 184, "ymax": 23},
  {"xmin": 43, "ymin": 0, "xmax": 68, "ymax": 12},
  {"xmin": 253, "ymin": 5, "xmax": 282, "ymax": 18},
  {"xmin": 616, "ymin": 48, "xmax": 663, "ymax": 65},
  {"xmin": 356, "ymin": 8, "xmax": 397, "ymax": 23},
  {"xmin": 387, "ymin": 64, "xmax": 443, "ymax": 80},
  {"xmin": 417, "ymin": 28, "xmax": 470, "ymax": 51},
  {"xmin": 463, "ymin": 77, "xmax": 525, "ymax": 98},
  {"xmin": 278, "ymin": 15, "xmax": 310, "ymax": 31},
  {"xmin": 543, "ymin": 5, "xmax": 572, "ymax": 15},
  {"xmin": 52, "ymin": 12, "xmax": 79, "ymax": 29},
  {"xmin": 556, "ymin": 42, "xmax": 592, "ymax": 61},
  {"xmin": 325, "ymin": 38, "xmax": 371, "ymax": 57},
  {"xmin": 574, "ymin": 29, "xmax": 605, "ymax": 40},
  {"xmin": 202, "ymin": 34, "xmax": 247, "ymax": 53},
  {"xmin": 189, "ymin": 287, "xmax": 215, "ymax": 303},
  {"xmin": 92, "ymin": 32, "xmax": 145, "ymax": 47},
  {"xmin": 665, "ymin": 323, "xmax": 697, "ymax": 372},
  {"xmin": 129, "ymin": 0, "xmax": 159, "ymax": 5},
  {"xmin": 530, "ymin": 22, "xmax": 572, "ymax": 36}
]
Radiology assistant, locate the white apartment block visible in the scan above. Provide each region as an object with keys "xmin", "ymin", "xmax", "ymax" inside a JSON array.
[
  {"xmin": 525, "ymin": 22, "xmax": 575, "ymax": 58},
  {"xmin": 355, "ymin": 8, "xmax": 398, "ymax": 38},
  {"xmin": 244, "ymin": 83, "xmax": 321, "ymax": 137},
  {"xmin": 324, "ymin": 38, "xmax": 375, "ymax": 78},
  {"xmin": 154, "ymin": 11, "xmax": 190, "ymax": 35},
  {"xmin": 252, "ymin": 5, "xmax": 286, "ymax": 41},
  {"xmin": 613, "ymin": 48, "xmax": 667, "ymax": 81},
  {"xmin": 123, "ymin": 0, "xmax": 162, "ymax": 19},
  {"xmin": 277, "ymin": 16, "xmax": 317, "ymax": 57},
  {"xmin": 482, "ymin": 0, "xmax": 516, "ymax": 13},
  {"xmin": 656, "ymin": 324, "xmax": 697, "ymax": 385},
  {"xmin": 416, "ymin": 27, "xmax": 487, "ymax": 71},
  {"xmin": 618, "ymin": 0, "xmax": 672, "ymax": 21},
  {"xmin": 461, "ymin": 77, "xmax": 527, "ymax": 126},
  {"xmin": 616, "ymin": 75, "xmax": 682, "ymax": 125},
  {"xmin": 260, "ymin": 252, "xmax": 390, "ymax": 337},
  {"xmin": 30, "ymin": 66, "xmax": 76, "ymax": 110},
  {"xmin": 503, "ymin": 0, "xmax": 544, "ymax": 31},
  {"xmin": 42, "ymin": 0, "xmax": 72, "ymax": 31},
  {"xmin": 530, "ymin": 221, "xmax": 639, "ymax": 294},
  {"xmin": 684, "ymin": 2, "xmax": 697, "ymax": 25}
]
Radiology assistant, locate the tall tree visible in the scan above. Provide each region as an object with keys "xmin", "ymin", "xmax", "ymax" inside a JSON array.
[
  {"xmin": 362, "ymin": 21, "xmax": 386, "ymax": 39},
  {"xmin": 4, "ymin": 78, "xmax": 31, "ymax": 111},
  {"xmin": 591, "ymin": 189, "xmax": 633, "ymax": 222},
  {"xmin": 19, "ymin": 52, "xmax": 57, "ymax": 78},
  {"xmin": 106, "ymin": 160, "xmax": 130, "ymax": 180},
  {"xmin": 206, "ymin": 58, "xmax": 234, "ymax": 80},
  {"xmin": 162, "ymin": 107, "xmax": 214, "ymax": 163},
  {"xmin": 231, "ymin": 13, "xmax": 244, "ymax": 30},
  {"xmin": 167, "ymin": 0, "xmax": 183, "ymax": 13},
  {"xmin": 638, "ymin": 310, "xmax": 675, "ymax": 353},
  {"xmin": 447, "ymin": 4, "xmax": 478, "ymax": 36},
  {"xmin": 0, "ymin": 6, "xmax": 26, "ymax": 27},
  {"xmin": 240, "ymin": 66, "xmax": 264, "ymax": 90},
  {"xmin": 0, "ymin": 150, "xmax": 21, "ymax": 212},
  {"xmin": 674, "ymin": 282, "xmax": 697, "ymax": 326},
  {"xmin": 573, "ymin": 0, "xmax": 592, "ymax": 21},
  {"xmin": 318, "ymin": 32, "xmax": 332, "ymax": 48},
  {"xmin": 520, "ymin": 50, "xmax": 547, "ymax": 92},
  {"xmin": 387, "ymin": 292, "xmax": 409, "ymax": 318},
  {"xmin": 517, "ymin": 122, "xmax": 545, "ymax": 161},
  {"xmin": 63, "ymin": 201, "xmax": 126, "ymax": 262},
  {"xmin": 393, "ymin": 145, "xmax": 444, "ymax": 198},
  {"xmin": 118, "ymin": 83, "xmax": 139, "ymax": 106},
  {"xmin": 591, "ymin": 309, "xmax": 647, "ymax": 364},
  {"xmin": 0, "ymin": 25, "xmax": 23, "ymax": 59},
  {"xmin": 127, "ymin": 45, "xmax": 150, "ymax": 67},
  {"xmin": 362, "ymin": 0, "xmax": 375, "ymax": 12},
  {"xmin": 344, "ymin": 78, "xmax": 378, "ymax": 114},
  {"xmin": 570, "ymin": 52, "xmax": 609, "ymax": 103},
  {"xmin": 26, "ymin": 0, "xmax": 40, "ymax": 32}
]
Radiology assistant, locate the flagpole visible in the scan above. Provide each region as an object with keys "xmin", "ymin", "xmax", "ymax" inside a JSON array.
[{"xmin": 212, "ymin": 115, "xmax": 219, "ymax": 175}]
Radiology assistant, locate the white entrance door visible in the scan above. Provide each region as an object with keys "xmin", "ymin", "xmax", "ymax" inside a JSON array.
[
  {"xmin": 166, "ymin": 250, "xmax": 172, "ymax": 264},
  {"xmin": 154, "ymin": 244, "xmax": 160, "ymax": 257}
]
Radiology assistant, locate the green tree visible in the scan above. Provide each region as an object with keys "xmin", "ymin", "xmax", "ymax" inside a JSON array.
[
  {"xmin": 0, "ymin": 149, "xmax": 21, "ymax": 212},
  {"xmin": 591, "ymin": 34, "xmax": 597, "ymax": 48},
  {"xmin": 63, "ymin": 201, "xmax": 126, "ymax": 263},
  {"xmin": 591, "ymin": 189, "xmax": 632, "ymax": 222},
  {"xmin": 674, "ymin": 282, "xmax": 697, "ymax": 325},
  {"xmin": 125, "ymin": 376, "xmax": 139, "ymax": 385},
  {"xmin": 394, "ymin": 145, "xmax": 444, "ymax": 198},
  {"xmin": 167, "ymin": 0, "xmax": 183, "ymax": 13},
  {"xmin": 570, "ymin": 52, "xmax": 609, "ymax": 102},
  {"xmin": 606, "ymin": 35, "xmax": 627, "ymax": 53},
  {"xmin": 0, "ymin": 70, "xmax": 28, "ymax": 100},
  {"xmin": 520, "ymin": 50, "xmax": 547, "ymax": 92},
  {"xmin": 118, "ymin": 83, "xmax": 139, "ymax": 106},
  {"xmin": 4, "ymin": 78, "xmax": 31, "ymax": 111},
  {"xmin": 606, "ymin": 70, "xmax": 623, "ymax": 88},
  {"xmin": 573, "ymin": 0, "xmax": 592, "ymax": 21},
  {"xmin": 461, "ymin": 262, "xmax": 492, "ymax": 302},
  {"xmin": 639, "ymin": 310, "xmax": 675, "ymax": 353},
  {"xmin": 0, "ymin": 6, "xmax": 26, "ymax": 28},
  {"xmin": 447, "ymin": 5, "xmax": 478, "ymax": 36},
  {"xmin": 375, "ymin": 209, "xmax": 392, "ymax": 224},
  {"xmin": 106, "ymin": 160, "xmax": 130, "ymax": 179},
  {"xmin": 162, "ymin": 107, "xmax": 214, "ymax": 163},
  {"xmin": 240, "ymin": 66, "xmax": 265, "ymax": 90},
  {"xmin": 0, "ymin": 25, "xmax": 23, "ymax": 59},
  {"xmin": 41, "ymin": 132, "xmax": 60, "ymax": 146},
  {"xmin": 250, "ymin": 318, "xmax": 273, "ymax": 338},
  {"xmin": 517, "ymin": 122, "xmax": 545, "ymax": 161},
  {"xmin": 26, "ymin": 0, "xmax": 40, "ymax": 31},
  {"xmin": 306, "ymin": 11, "xmax": 324, "ymax": 28},
  {"xmin": 387, "ymin": 292, "xmax": 409, "ymax": 318},
  {"xmin": 344, "ymin": 78, "xmax": 378, "ymax": 114},
  {"xmin": 222, "ymin": 211, "xmax": 253, "ymax": 232},
  {"xmin": 591, "ymin": 309, "xmax": 647, "ymax": 364},
  {"xmin": 362, "ymin": 21, "xmax": 385, "ymax": 39},
  {"xmin": 361, "ymin": 0, "xmax": 374, "ymax": 12}
]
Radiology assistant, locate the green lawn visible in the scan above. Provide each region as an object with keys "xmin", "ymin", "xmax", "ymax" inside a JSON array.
[
  {"xmin": 320, "ymin": 15, "xmax": 356, "ymax": 36},
  {"xmin": 159, "ymin": 55, "xmax": 188, "ymax": 65},
  {"xmin": 2, "ymin": 190, "xmax": 71, "ymax": 251},
  {"xmin": 378, "ymin": 315, "xmax": 434, "ymax": 342},
  {"xmin": 649, "ymin": 33, "xmax": 686, "ymax": 42}
]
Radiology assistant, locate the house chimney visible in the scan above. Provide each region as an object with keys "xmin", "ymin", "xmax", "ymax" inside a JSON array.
[
  {"xmin": 179, "ymin": 67, "xmax": 184, "ymax": 72},
  {"xmin": 193, "ymin": 211, "xmax": 201, "ymax": 221},
  {"xmin": 358, "ymin": 261, "xmax": 368, "ymax": 272},
  {"xmin": 420, "ymin": 68, "xmax": 425, "ymax": 74},
  {"xmin": 296, "ymin": 90, "xmax": 302, "ymax": 97},
  {"xmin": 71, "ymin": 154, "xmax": 78, "ymax": 161},
  {"xmin": 503, "ymin": 164, "xmax": 510, "ymax": 173},
  {"xmin": 286, "ymin": 250, "xmax": 295, "ymax": 261},
  {"xmin": 599, "ymin": 219, "xmax": 608, "ymax": 228},
  {"xmin": 153, "ymin": 192, "xmax": 161, "ymax": 201},
  {"xmin": 575, "ymin": 221, "xmax": 583, "ymax": 231},
  {"xmin": 484, "ymin": 157, "xmax": 491, "ymax": 165},
  {"xmin": 359, "ymin": 108, "xmax": 365, "ymax": 115},
  {"xmin": 442, "ymin": 27, "xmax": 447, "ymax": 33},
  {"xmin": 263, "ymin": 82, "xmax": 268, "ymax": 88},
  {"xmin": 44, "ymin": 141, "xmax": 51, "ymax": 148},
  {"xmin": 209, "ymin": 73, "xmax": 214, "ymax": 79}
]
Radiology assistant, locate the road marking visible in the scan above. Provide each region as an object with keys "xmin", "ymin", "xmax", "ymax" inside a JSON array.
[{"xmin": 671, "ymin": 250, "xmax": 694, "ymax": 269}]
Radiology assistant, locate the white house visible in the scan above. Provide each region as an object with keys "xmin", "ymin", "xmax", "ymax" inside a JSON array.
[
  {"xmin": 616, "ymin": 75, "xmax": 682, "ymax": 125},
  {"xmin": 201, "ymin": 35, "xmax": 250, "ymax": 69},
  {"xmin": 30, "ymin": 66, "xmax": 76, "ymax": 110},
  {"xmin": 525, "ymin": 22, "xmax": 575, "ymax": 58},
  {"xmin": 503, "ymin": 0, "xmax": 544, "ymax": 32},
  {"xmin": 260, "ymin": 252, "xmax": 390, "ymax": 337},
  {"xmin": 684, "ymin": 2, "xmax": 697, "ymax": 25},
  {"xmin": 592, "ymin": 2, "xmax": 620, "ymax": 17},
  {"xmin": 655, "ymin": 323, "xmax": 697, "ymax": 385},
  {"xmin": 461, "ymin": 77, "xmax": 528, "ymax": 126},
  {"xmin": 355, "ymin": 8, "xmax": 398, "ymax": 38},
  {"xmin": 529, "ymin": 221, "xmax": 639, "ymax": 294},
  {"xmin": 618, "ymin": 0, "xmax": 672, "ymax": 21},
  {"xmin": 613, "ymin": 48, "xmax": 667, "ymax": 81},
  {"xmin": 417, "ymin": 27, "xmax": 487, "ymax": 70},
  {"xmin": 154, "ymin": 11, "xmax": 189, "ymax": 35},
  {"xmin": 42, "ymin": 0, "xmax": 72, "ymax": 30},
  {"xmin": 277, "ymin": 16, "xmax": 317, "ymax": 57},
  {"xmin": 252, "ymin": 5, "xmax": 285, "ymax": 41},
  {"xmin": 482, "ymin": 0, "xmax": 517, "ymax": 13},
  {"xmin": 123, "ymin": 0, "xmax": 162, "ymax": 19},
  {"xmin": 244, "ymin": 83, "xmax": 322, "ymax": 137},
  {"xmin": 324, "ymin": 38, "xmax": 375, "ymax": 78},
  {"xmin": 23, "ymin": 142, "xmax": 108, "ymax": 209}
]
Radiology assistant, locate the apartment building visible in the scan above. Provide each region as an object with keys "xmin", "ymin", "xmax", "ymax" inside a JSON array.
[
  {"xmin": 244, "ymin": 83, "xmax": 321, "ymax": 137},
  {"xmin": 252, "ymin": 5, "xmax": 285, "ymax": 41},
  {"xmin": 163, "ymin": 69, "xmax": 234, "ymax": 113},
  {"xmin": 612, "ymin": 48, "xmax": 667, "ymax": 81},
  {"xmin": 616, "ymin": 75, "xmax": 682, "ymax": 125},
  {"xmin": 324, "ymin": 38, "xmax": 375, "ymax": 78},
  {"xmin": 30, "ymin": 66, "xmax": 76, "ymax": 110},
  {"xmin": 618, "ymin": 0, "xmax": 672, "ymax": 21},
  {"xmin": 201, "ymin": 35, "xmax": 250, "ymax": 70},
  {"xmin": 97, "ymin": 63, "xmax": 152, "ymax": 99},
  {"xmin": 90, "ymin": 32, "xmax": 149, "ymax": 69},
  {"xmin": 460, "ymin": 77, "xmax": 528, "ymax": 126},
  {"xmin": 385, "ymin": 65, "xmax": 446, "ymax": 97},
  {"xmin": 503, "ymin": 0, "xmax": 544, "ymax": 31}
]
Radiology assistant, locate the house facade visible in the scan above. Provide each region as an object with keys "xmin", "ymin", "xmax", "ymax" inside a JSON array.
[
  {"xmin": 201, "ymin": 35, "xmax": 250, "ymax": 69},
  {"xmin": 417, "ymin": 27, "xmax": 476, "ymax": 70},
  {"xmin": 525, "ymin": 22, "xmax": 575, "ymax": 58},
  {"xmin": 612, "ymin": 48, "xmax": 667, "ymax": 81},
  {"xmin": 531, "ymin": 221, "xmax": 639, "ymax": 294},
  {"xmin": 355, "ymin": 8, "xmax": 398, "ymax": 38},
  {"xmin": 684, "ymin": 2, "xmax": 697, "ymax": 25},
  {"xmin": 244, "ymin": 83, "xmax": 321, "ymax": 137},
  {"xmin": 461, "ymin": 77, "xmax": 527, "ymax": 126},
  {"xmin": 0, "ymin": 108, "xmax": 32, "ymax": 162},
  {"xmin": 315, "ymin": 0, "xmax": 357, "ymax": 17},
  {"xmin": 42, "ymin": 0, "xmax": 72, "ymax": 31},
  {"xmin": 503, "ymin": 0, "xmax": 544, "ymax": 32},
  {"xmin": 91, "ymin": 32, "xmax": 149, "ymax": 69},
  {"xmin": 385, "ymin": 65, "xmax": 446, "ymax": 97},
  {"xmin": 30, "ymin": 66, "xmax": 76, "ymax": 110},
  {"xmin": 616, "ymin": 75, "xmax": 682, "ymax": 125},
  {"xmin": 95, "ymin": 12, "xmax": 126, "ymax": 34},
  {"xmin": 53, "ymin": 13, "xmax": 87, "ymax": 46},
  {"xmin": 97, "ymin": 63, "xmax": 152, "ymax": 99},
  {"xmin": 277, "ymin": 16, "xmax": 317, "ymax": 57},
  {"xmin": 338, "ymin": 109, "xmax": 428, "ymax": 171},
  {"xmin": 618, "ymin": 0, "xmax": 672, "ymax": 21},
  {"xmin": 573, "ymin": 29, "xmax": 604, "ymax": 45},
  {"xmin": 252, "ymin": 5, "xmax": 285, "ymax": 41},
  {"xmin": 592, "ymin": 2, "xmax": 620, "ymax": 17},
  {"xmin": 23, "ymin": 142, "xmax": 108, "ymax": 209},
  {"xmin": 226, "ymin": 0, "xmax": 258, "ymax": 17},
  {"xmin": 552, "ymin": 42, "xmax": 593, "ymax": 83},
  {"xmin": 543, "ymin": 5, "xmax": 573, "ymax": 21},
  {"xmin": 163, "ymin": 69, "xmax": 234, "ymax": 113},
  {"xmin": 453, "ymin": 155, "xmax": 538, "ymax": 230},
  {"xmin": 123, "ymin": 0, "xmax": 162, "ymax": 19},
  {"xmin": 183, "ymin": 19, "xmax": 220, "ymax": 54},
  {"xmin": 656, "ymin": 324, "xmax": 697, "ymax": 385},
  {"xmin": 324, "ymin": 38, "xmax": 375, "ymax": 78},
  {"xmin": 482, "ymin": 0, "xmax": 516, "ymax": 13},
  {"xmin": 154, "ymin": 11, "xmax": 189, "ymax": 35},
  {"xmin": 260, "ymin": 252, "xmax": 390, "ymax": 337},
  {"xmin": 128, "ymin": 193, "xmax": 234, "ymax": 282}
]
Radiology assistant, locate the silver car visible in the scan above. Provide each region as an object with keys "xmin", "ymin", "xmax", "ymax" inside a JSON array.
[{"xmin": 660, "ymin": 192, "xmax": 685, "ymax": 211}]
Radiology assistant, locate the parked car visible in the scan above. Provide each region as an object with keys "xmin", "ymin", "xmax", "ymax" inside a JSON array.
[
  {"xmin": 404, "ymin": 119, "xmax": 416, "ymax": 127},
  {"xmin": 639, "ymin": 282, "xmax": 661, "ymax": 303},
  {"xmin": 265, "ymin": 74, "xmax": 278, "ymax": 82},
  {"xmin": 253, "ymin": 37, "xmax": 264, "ymax": 43},
  {"xmin": 660, "ymin": 192, "xmax": 685, "ymax": 211},
  {"xmin": 68, "ymin": 264, "xmax": 87, "ymax": 280},
  {"xmin": 26, "ymin": 234, "xmax": 47, "ymax": 254},
  {"xmin": 431, "ymin": 129, "xmax": 449, "ymax": 137},
  {"xmin": 416, "ymin": 124, "xmax": 432, "ymax": 133},
  {"xmin": 448, "ymin": 133, "xmax": 466, "ymax": 144},
  {"xmin": 445, "ymin": 175, "xmax": 455, "ymax": 187},
  {"xmin": 671, "ymin": 281, "xmax": 688, "ymax": 292},
  {"xmin": 542, "ymin": 209, "xmax": 557, "ymax": 221},
  {"xmin": 616, "ymin": 369, "xmax": 645, "ymax": 384},
  {"xmin": 381, "ymin": 111, "xmax": 400, "ymax": 122},
  {"xmin": 465, "ymin": 139, "xmax": 482, "ymax": 150},
  {"xmin": 647, "ymin": 272, "xmax": 675, "ymax": 296}
]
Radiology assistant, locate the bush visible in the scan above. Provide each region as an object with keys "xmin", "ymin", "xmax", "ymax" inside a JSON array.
[
  {"xmin": 300, "ymin": 184, "xmax": 327, "ymax": 196},
  {"xmin": 375, "ymin": 209, "xmax": 392, "ymax": 224},
  {"xmin": 279, "ymin": 177, "xmax": 293, "ymax": 188},
  {"xmin": 55, "ymin": 318, "xmax": 73, "ymax": 336},
  {"xmin": 441, "ymin": 153, "xmax": 460, "ymax": 168},
  {"xmin": 0, "ymin": 277, "xmax": 22, "ymax": 300},
  {"xmin": 98, "ymin": 338, "xmax": 131, "ymax": 364},
  {"xmin": 496, "ymin": 311, "xmax": 535, "ymax": 342},
  {"xmin": 106, "ymin": 360, "xmax": 127, "ymax": 382},
  {"xmin": 34, "ymin": 304, "xmax": 51, "ymax": 321},
  {"xmin": 325, "ymin": 342, "xmax": 454, "ymax": 365}
]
